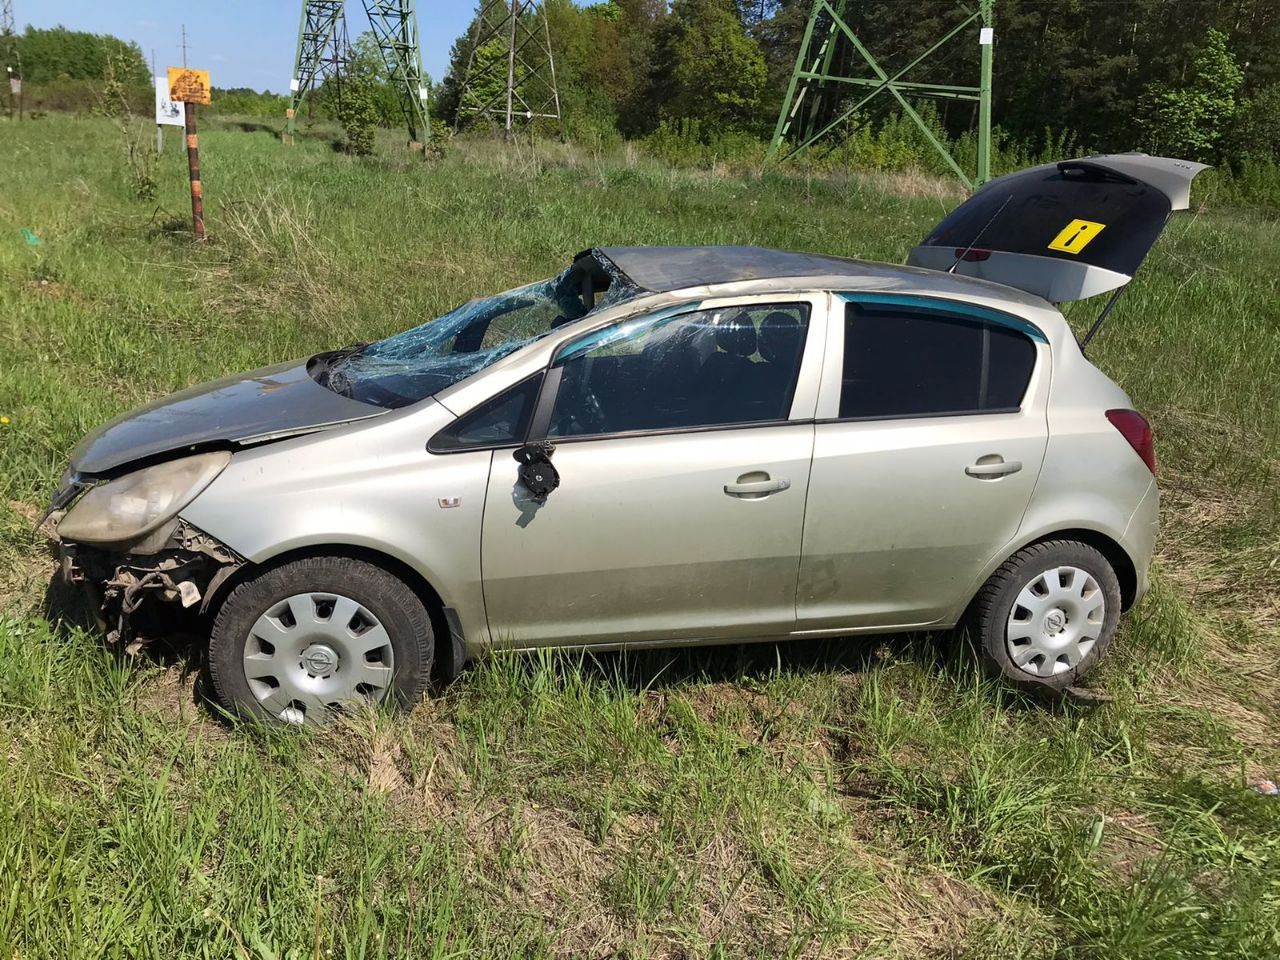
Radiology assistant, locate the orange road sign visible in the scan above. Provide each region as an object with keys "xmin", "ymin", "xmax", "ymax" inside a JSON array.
[{"xmin": 168, "ymin": 67, "xmax": 212, "ymax": 105}]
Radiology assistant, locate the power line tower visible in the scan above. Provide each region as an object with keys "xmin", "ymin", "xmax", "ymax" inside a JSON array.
[
  {"xmin": 455, "ymin": 0, "xmax": 564, "ymax": 141},
  {"xmin": 363, "ymin": 0, "xmax": 431, "ymax": 145},
  {"xmin": 286, "ymin": 0, "xmax": 431, "ymax": 147},
  {"xmin": 768, "ymin": 0, "xmax": 994, "ymax": 189},
  {"xmin": 286, "ymin": 2, "xmax": 351, "ymax": 142},
  {"xmin": 2, "ymin": 0, "xmax": 22, "ymax": 121}
]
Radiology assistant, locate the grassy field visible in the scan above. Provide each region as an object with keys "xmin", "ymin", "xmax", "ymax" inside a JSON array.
[{"xmin": 1, "ymin": 115, "xmax": 1278, "ymax": 958}]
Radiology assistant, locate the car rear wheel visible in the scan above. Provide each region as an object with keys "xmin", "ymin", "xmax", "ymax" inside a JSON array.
[
  {"xmin": 208, "ymin": 556, "xmax": 433, "ymax": 724},
  {"xmin": 967, "ymin": 539, "xmax": 1121, "ymax": 690}
]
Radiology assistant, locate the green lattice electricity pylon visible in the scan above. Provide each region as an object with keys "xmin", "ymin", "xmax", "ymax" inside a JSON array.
[
  {"xmin": 455, "ymin": 0, "xmax": 564, "ymax": 141},
  {"xmin": 768, "ymin": 0, "xmax": 994, "ymax": 189},
  {"xmin": 362, "ymin": 0, "xmax": 431, "ymax": 144},
  {"xmin": 286, "ymin": 1, "xmax": 349, "ymax": 142},
  {"xmin": 286, "ymin": 0, "xmax": 431, "ymax": 146}
]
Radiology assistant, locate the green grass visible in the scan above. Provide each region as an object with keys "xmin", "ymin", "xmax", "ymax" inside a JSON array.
[{"xmin": 1, "ymin": 114, "xmax": 1278, "ymax": 958}]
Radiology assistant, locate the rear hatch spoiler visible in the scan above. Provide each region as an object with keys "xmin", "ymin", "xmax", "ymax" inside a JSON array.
[{"xmin": 908, "ymin": 154, "xmax": 1209, "ymax": 303}]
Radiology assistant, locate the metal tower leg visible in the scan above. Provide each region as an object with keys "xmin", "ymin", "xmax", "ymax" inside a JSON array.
[
  {"xmin": 767, "ymin": 0, "xmax": 995, "ymax": 189},
  {"xmin": 977, "ymin": 0, "xmax": 994, "ymax": 184},
  {"xmin": 286, "ymin": 1, "xmax": 349, "ymax": 142},
  {"xmin": 2, "ymin": 0, "xmax": 23, "ymax": 122},
  {"xmin": 361, "ymin": 0, "xmax": 431, "ymax": 146}
]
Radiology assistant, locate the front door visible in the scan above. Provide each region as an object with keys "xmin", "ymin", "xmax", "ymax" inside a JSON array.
[
  {"xmin": 481, "ymin": 297, "xmax": 826, "ymax": 648},
  {"xmin": 797, "ymin": 295, "xmax": 1049, "ymax": 629}
]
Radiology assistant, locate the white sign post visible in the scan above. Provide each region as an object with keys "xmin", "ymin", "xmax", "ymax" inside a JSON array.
[{"xmin": 155, "ymin": 75, "xmax": 185, "ymax": 152}]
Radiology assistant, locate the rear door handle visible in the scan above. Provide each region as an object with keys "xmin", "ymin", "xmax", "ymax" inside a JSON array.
[
  {"xmin": 724, "ymin": 478, "xmax": 791, "ymax": 496},
  {"xmin": 965, "ymin": 459, "xmax": 1023, "ymax": 478}
]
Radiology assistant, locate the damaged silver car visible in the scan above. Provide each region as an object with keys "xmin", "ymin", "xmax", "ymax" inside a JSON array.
[{"xmin": 50, "ymin": 155, "xmax": 1204, "ymax": 723}]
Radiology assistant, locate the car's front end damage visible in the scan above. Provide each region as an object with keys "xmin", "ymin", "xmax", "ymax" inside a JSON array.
[
  {"xmin": 45, "ymin": 356, "xmax": 398, "ymax": 647},
  {"xmin": 56, "ymin": 517, "xmax": 244, "ymax": 646},
  {"xmin": 46, "ymin": 458, "xmax": 247, "ymax": 647}
]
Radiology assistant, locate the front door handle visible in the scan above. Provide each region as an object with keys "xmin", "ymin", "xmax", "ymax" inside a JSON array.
[
  {"xmin": 965, "ymin": 459, "xmax": 1023, "ymax": 478},
  {"xmin": 725, "ymin": 478, "xmax": 791, "ymax": 497}
]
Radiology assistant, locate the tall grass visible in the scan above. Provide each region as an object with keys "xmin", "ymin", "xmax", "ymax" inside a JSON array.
[{"xmin": 0, "ymin": 115, "xmax": 1277, "ymax": 958}]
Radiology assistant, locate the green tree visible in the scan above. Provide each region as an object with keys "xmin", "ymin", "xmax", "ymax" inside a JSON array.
[
  {"xmin": 1230, "ymin": 83, "xmax": 1280, "ymax": 163},
  {"xmin": 649, "ymin": 0, "xmax": 766, "ymax": 132},
  {"xmin": 1137, "ymin": 29, "xmax": 1244, "ymax": 161},
  {"xmin": 16, "ymin": 25, "xmax": 147, "ymax": 85},
  {"xmin": 338, "ymin": 77, "xmax": 379, "ymax": 155}
]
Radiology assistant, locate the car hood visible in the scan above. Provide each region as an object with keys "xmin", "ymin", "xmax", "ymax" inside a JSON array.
[{"xmin": 70, "ymin": 359, "xmax": 389, "ymax": 475}]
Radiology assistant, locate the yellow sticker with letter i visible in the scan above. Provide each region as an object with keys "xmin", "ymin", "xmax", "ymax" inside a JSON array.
[{"xmin": 1048, "ymin": 218, "xmax": 1106, "ymax": 254}]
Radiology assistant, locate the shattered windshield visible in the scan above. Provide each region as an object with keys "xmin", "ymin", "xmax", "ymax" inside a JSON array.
[{"xmin": 311, "ymin": 253, "xmax": 639, "ymax": 408}]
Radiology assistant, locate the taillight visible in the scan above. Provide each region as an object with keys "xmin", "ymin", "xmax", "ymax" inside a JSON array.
[
  {"xmin": 1106, "ymin": 409, "xmax": 1156, "ymax": 475},
  {"xmin": 953, "ymin": 247, "xmax": 992, "ymax": 262}
]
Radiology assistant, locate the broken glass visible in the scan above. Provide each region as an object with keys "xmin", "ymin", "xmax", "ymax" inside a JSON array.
[{"xmin": 312, "ymin": 252, "xmax": 639, "ymax": 409}]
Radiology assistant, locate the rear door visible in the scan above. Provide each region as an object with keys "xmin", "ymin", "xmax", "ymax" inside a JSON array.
[
  {"xmin": 796, "ymin": 294, "xmax": 1049, "ymax": 630},
  {"xmin": 480, "ymin": 294, "xmax": 829, "ymax": 648}
]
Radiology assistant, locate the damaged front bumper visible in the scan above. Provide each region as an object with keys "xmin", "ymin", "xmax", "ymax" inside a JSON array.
[{"xmin": 56, "ymin": 518, "xmax": 244, "ymax": 647}]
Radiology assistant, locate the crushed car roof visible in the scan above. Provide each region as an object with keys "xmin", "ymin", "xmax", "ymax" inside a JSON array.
[
  {"xmin": 592, "ymin": 244, "xmax": 1047, "ymax": 307},
  {"xmin": 598, "ymin": 245, "xmax": 903, "ymax": 291}
]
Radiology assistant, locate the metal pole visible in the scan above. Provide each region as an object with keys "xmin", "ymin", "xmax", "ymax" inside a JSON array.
[
  {"xmin": 285, "ymin": 2, "xmax": 310, "ymax": 143},
  {"xmin": 977, "ymin": 0, "xmax": 994, "ymax": 185},
  {"xmin": 768, "ymin": 0, "xmax": 822, "ymax": 157},
  {"xmin": 541, "ymin": 12, "xmax": 564, "ymax": 142},
  {"xmin": 184, "ymin": 103, "xmax": 205, "ymax": 241},
  {"xmin": 152, "ymin": 49, "xmax": 162, "ymax": 153},
  {"xmin": 504, "ymin": 0, "xmax": 518, "ymax": 141},
  {"xmin": 411, "ymin": 0, "xmax": 430, "ymax": 147}
]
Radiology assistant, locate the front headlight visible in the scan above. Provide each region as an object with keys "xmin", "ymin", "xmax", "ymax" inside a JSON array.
[{"xmin": 56, "ymin": 451, "xmax": 232, "ymax": 545}]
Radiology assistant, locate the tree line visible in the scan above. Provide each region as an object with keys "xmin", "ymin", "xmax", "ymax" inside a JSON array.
[{"xmin": 10, "ymin": 4, "xmax": 1280, "ymax": 176}]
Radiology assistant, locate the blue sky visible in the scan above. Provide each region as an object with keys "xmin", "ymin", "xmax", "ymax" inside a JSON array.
[{"xmin": 21, "ymin": 1, "xmax": 474, "ymax": 93}]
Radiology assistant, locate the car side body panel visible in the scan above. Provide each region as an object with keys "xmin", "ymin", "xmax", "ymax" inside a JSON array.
[
  {"xmin": 180, "ymin": 400, "xmax": 497, "ymax": 655},
  {"xmin": 481, "ymin": 423, "xmax": 816, "ymax": 647}
]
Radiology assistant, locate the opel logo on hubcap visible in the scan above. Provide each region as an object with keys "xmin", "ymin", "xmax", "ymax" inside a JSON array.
[
  {"xmin": 1044, "ymin": 610, "xmax": 1066, "ymax": 634},
  {"xmin": 301, "ymin": 645, "xmax": 337, "ymax": 676}
]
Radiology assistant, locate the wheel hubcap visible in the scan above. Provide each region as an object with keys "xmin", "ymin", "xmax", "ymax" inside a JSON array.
[
  {"xmin": 242, "ymin": 592, "xmax": 395, "ymax": 724},
  {"xmin": 1005, "ymin": 565, "xmax": 1105, "ymax": 678}
]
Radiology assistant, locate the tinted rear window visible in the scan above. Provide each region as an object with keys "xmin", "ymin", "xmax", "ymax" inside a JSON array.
[{"xmin": 839, "ymin": 304, "xmax": 1036, "ymax": 419}]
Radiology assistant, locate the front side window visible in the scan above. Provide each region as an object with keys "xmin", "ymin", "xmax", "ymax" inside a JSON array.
[
  {"xmin": 839, "ymin": 302, "xmax": 1036, "ymax": 419},
  {"xmin": 311, "ymin": 254, "xmax": 637, "ymax": 409},
  {"xmin": 548, "ymin": 303, "xmax": 810, "ymax": 438}
]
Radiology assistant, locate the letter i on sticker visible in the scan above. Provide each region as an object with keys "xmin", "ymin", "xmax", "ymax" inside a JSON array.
[{"xmin": 1048, "ymin": 219, "xmax": 1105, "ymax": 255}]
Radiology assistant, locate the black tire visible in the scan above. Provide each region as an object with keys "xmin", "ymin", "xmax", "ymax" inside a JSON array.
[
  {"xmin": 966, "ymin": 539, "xmax": 1121, "ymax": 690},
  {"xmin": 208, "ymin": 556, "xmax": 433, "ymax": 723}
]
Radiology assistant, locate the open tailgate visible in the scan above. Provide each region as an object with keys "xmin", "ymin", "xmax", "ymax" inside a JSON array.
[{"xmin": 908, "ymin": 154, "xmax": 1208, "ymax": 302}]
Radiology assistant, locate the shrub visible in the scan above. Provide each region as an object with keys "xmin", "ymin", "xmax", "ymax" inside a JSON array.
[{"xmin": 337, "ymin": 79, "xmax": 378, "ymax": 157}]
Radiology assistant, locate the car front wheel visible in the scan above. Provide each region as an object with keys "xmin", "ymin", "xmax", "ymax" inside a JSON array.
[
  {"xmin": 967, "ymin": 539, "xmax": 1122, "ymax": 690},
  {"xmin": 208, "ymin": 556, "xmax": 433, "ymax": 724}
]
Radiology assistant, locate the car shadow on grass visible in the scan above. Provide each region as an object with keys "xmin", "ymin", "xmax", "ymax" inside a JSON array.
[{"xmin": 478, "ymin": 630, "xmax": 1086, "ymax": 714}]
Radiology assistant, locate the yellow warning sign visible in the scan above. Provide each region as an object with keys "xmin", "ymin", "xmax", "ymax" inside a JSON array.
[
  {"xmin": 167, "ymin": 67, "xmax": 212, "ymax": 104},
  {"xmin": 1048, "ymin": 218, "xmax": 1106, "ymax": 255}
]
